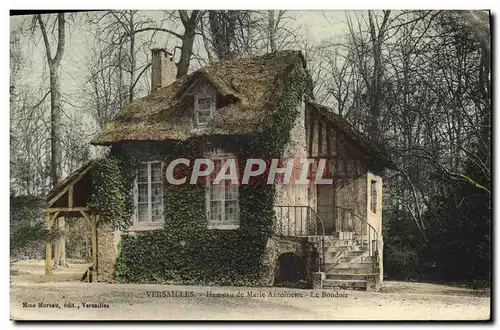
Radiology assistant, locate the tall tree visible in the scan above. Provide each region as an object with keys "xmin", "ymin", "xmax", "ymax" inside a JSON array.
[
  {"xmin": 34, "ymin": 13, "xmax": 67, "ymax": 267},
  {"xmin": 35, "ymin": 13, "xmax": 66, "ymax": 186}
]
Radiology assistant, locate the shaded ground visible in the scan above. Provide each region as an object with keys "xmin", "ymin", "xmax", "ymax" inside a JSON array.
[
  {"xmin": 11, "ymin": 259, "xmax": 89, "ymax": 283},
  {"xmin": 10, "ymin": 260, "xmax": 491, "ymax": 321}
]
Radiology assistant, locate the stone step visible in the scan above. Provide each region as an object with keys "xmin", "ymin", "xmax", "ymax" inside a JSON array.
[
  {"xmin": 323, "ymin": 279, "xmax": 367, "ymax": 290},
  {"xmin": 324, "ymin": 255, "xmax": 374, "ymax": 264},
  {"xmin": 324, "ymin": 245, "xmax": 367, "ymax": 253},
  {"xmin": 323, "ymin": 262, "xmax": 375, "ymax": 272},
  {"xmin": 324, "ymin": 267, "xmax": 379, "ymax": 275},
  {"xmin": 326, "ymin": 273, "xmax": 379, "ymax": 281},
  {"xmin": 307, "ymin": 232, "xmax": 356, "ymax": 243},
  {"xmin": 322, "ymin": 239, "xmax": 356, "ymax": 247},
  {"xmin": 337, "ymin": 255, "xmax": 377, "ymax": 263},
  {"xmin": 327, "ymin": 232, "xmax": 355, "ymax": 240}
]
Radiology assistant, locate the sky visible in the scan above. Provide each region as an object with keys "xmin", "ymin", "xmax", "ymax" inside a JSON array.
[{"xmin": 9, "ymin": 10, "xmax": 352, "ymax": 111}]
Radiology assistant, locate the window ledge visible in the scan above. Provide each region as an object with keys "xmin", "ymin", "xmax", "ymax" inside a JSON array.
[
  {"xmin": 190, "ymin": 126, "xmax": 209, "ymax": 134},
  {"xmin": 207, "ymin": 223, "xmax": 239, "ymax": 230},
  {"xmin": 128, "ymin": 222, "xmax": 164, "ymax": 232}
]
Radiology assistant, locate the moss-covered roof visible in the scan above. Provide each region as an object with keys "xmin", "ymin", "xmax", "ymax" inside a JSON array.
[{"xmin": 91, "ymin": 50, "xmax": 307, "ymax": 145}]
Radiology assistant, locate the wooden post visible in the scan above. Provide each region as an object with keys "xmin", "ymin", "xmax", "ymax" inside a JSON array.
[
  {"xmin": 45, "ymin": 213, "xmax": 53, "ymax": 282},
  {"xmin": 91, "ymin": 214, "xmax": 98, "ymax": 282},
  {"xmin": 68, "ymin": 185, "xmax": 73, "ymax": 208}
]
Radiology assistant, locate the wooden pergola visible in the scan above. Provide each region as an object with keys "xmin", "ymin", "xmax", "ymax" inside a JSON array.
[{"xmin": 44, "ymin": 160, "xmax": 99, "ymax": 282}]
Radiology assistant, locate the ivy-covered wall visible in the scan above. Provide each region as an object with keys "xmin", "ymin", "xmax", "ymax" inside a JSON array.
[{"xmin": 90, "ymin": 61, "xmax": 310, "ymax": 286}]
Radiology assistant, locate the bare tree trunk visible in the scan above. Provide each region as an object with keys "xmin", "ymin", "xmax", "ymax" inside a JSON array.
[
  {"xmin": 49, "ymin": 69, "xmax": 62, "ymax": 184},
  {"xmin": 208, "ymin": 10, "xmax": 238, "ymax": 60},
  {"xmin": 129, "ymin": 11, "xmax": 136, "ymax": 102},
  {"xmin": 176, "ymin": 10, "xmax": 199, "ymax": 78},
  {"xmin": 367, "ymin": 10, "xmax": 390, "ymax": 142},
  {"xmin": 268, "ymin": 10, "xmax": 276, "ymax": 52},
  {"xmin": 36, "ymin": 13, "xmax": 67, "ymax": 267}
]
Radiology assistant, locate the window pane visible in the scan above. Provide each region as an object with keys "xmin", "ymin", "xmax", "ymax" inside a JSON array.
[
  {"xmin": 138, "ymin": 183, "xmax": 148, "ymax": 203},
  {"xmin": 138, "ymin": 165, "xmax": 148, "ymax": 183},
  {"xmin": 151, "ymin": 183, "xmax": 163, "ymax": 204},
  {"xmin": 135, "ymin": 162, "xmax": 165, "ymax": 225},
  {"xmin": 210, "ymin": 201, "xmax": 223, "ymax": 222},
  {"xmin": 206, "ymin": 154, "xmax": 239, "ymax": 227},
  {"xmin": 225, "ymin": 181, "xmax": 238, "ymax": 201},
  {"xmin": 198, "ymin": 97, "xmax": 212, "ymax": 110},
  {"xmin": 224, "ymin": 200, "xmax": 239, "ymax": 223},
  {"xmin": 151, "ymin": 204, "xmax": 163, "ymax": 222},
  {"xmin": 197, "ymin": 110, "xmax": 211, "ymax": 124},
  {"xmin": 209, "ymin": 184, "xmax": 224, "ymax": 201},
  {"xmin": 151, "ymin": 163, "xmax": 162, "ymax": 182},
  {"xmin": 138, "ymin": 203, "xmax": 148, "ymax": 222}
]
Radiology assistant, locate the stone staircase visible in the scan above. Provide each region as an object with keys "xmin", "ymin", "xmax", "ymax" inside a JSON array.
[{"xmin": 309, "ymin": 232, "xmax": 380, "ymax": 291}]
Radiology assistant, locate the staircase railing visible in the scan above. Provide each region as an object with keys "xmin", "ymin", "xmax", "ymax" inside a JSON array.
[
  {"xmin": 335, "ymin": 206, "xmax": 379, "ymax": 258},
  {"xmin": 273, "ymin": 205, "xmax": 326, "ymax": 271}
]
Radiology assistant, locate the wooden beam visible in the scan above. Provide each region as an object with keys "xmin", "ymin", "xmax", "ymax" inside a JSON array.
[
  {"xmin": 44, "ymin": 214, "xmax": 54, "ymax": 282},
  {"xmin": 47, "ymin": 162, "xmax": 95, "ymax": 207},
  {"xmin": 46, "ymin": 207, "xmax": 89, "ymax": 213},
  {"xmin": 91, "ymin": 214, "xmax": 98, "ymax": 282},
  {"xmin": 47, "ymin": 211, "xmax": 60, "ymax": 224},
  {"xmin": 318, "ymin": 120, "xmax": 323, "ymax": 156},
  {"xmin": 79, "ymin": 209, "xmax": 91, "ymax": 222},
  {"xmin": 47, "ymin": 185, "xmax": 71, "ymax": 208},
  {"xmin": 326, "ymin": 126, "xmax": 331, "ymax": 155},
  {"xmin": 68, "ymin": 185, "xmax": 73, "ymax": 208},
  {"xmin": 308, "ymin": 108, "xmax": 315, "ymax": 157}
]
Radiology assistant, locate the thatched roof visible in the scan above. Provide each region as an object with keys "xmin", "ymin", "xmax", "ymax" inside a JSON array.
[{"xmin": 91, "ymin": 50, "xmax": 307, "ymax": 145}]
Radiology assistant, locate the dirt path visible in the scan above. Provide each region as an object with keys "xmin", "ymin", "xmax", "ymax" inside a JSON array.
[
  {"xmin": 10, "ymin": 260, "xmax": 490, "ymax": 320},
  {"xmin": 10, "ymin": 280, "xmax": 490, "ymax": 320}
]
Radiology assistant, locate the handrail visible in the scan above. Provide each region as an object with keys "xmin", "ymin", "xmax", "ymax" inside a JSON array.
[
  {"xmin": 309, "ymin": 207, "xmax": 326, "ymax": 272},
  {"xmin": 273, "ymin": 205, "xmax": 326, "ymax": 272},
  {"xmin": 334, "ymin": 205, "xmax": 379, "ymax": 257}
]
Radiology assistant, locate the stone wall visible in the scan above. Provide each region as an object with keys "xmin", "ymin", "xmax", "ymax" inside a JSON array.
[
  {"xmin": 274, "ymin": 98, "xmax": 310, "ymax": 235},
  {"xmin": 336, "ymin": 174, "xmax": 368, "ymax": 232},
  {"xmin": 97, "ymin": 222, "xmax": 121, "ymax": 282},
  {"xmin": 261, "ymin": 235, "xmax": 318, "ymax": 287},
  {"xmin": 366, "ymin": 172, "xmax": 384, "ymax": 285}
]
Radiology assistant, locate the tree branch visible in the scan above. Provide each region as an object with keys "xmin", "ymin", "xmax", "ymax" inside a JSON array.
[{"xmin": 133, "ymin": 27, "xmax": 182, "ymax": 39}]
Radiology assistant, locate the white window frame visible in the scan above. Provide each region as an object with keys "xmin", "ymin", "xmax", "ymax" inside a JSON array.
[
  {"xmin": 205, "ymin": 150, "xmax": 240, "ymax": 230},
  {"xmin": 131, "ymin": 161, "xmax": 164, "ymax": 230},
  {"xmin": 194, "ymin": 93, "xmax": 215, "ymax": 127}
]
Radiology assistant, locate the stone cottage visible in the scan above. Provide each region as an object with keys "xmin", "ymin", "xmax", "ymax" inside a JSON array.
[{"xmin": 44, "ymin": 50, "xmax": 392, "ymax": 290}]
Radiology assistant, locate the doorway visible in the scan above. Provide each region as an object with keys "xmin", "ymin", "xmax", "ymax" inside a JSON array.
[{"xmin": 317, "ymin": 184, "xmax": 336, "ymax": 234}]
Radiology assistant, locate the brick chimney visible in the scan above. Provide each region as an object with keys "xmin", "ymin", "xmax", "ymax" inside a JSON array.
[{"xmin": 151, "ymin": 48, "xmax": 176, "ymax": 92}]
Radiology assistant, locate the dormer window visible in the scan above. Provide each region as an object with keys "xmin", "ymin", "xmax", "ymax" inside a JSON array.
[{"xmin": 195, "ymin": 94, "xmax": 215, "ymax": 126}]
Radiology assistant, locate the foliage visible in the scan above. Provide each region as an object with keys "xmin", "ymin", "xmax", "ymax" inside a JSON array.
[
  {"xmin": 114, "ymin": 63, "xmax": 308, "ymax": 285},
  {"xmin": 383, "ymin": 156, "xmax": 491, "ymax": 284},
  {"xmin": 328, "ymin": 11, "xmax": 492, "ymax": 285},
  {"xmin": 88, "ymin": 156, "xmax": 135, "ymax": 230},
  {"xmin": 421, "ymin": 158, "xmax": 490, "ymax": 283},
  {"xmin": 10, "ymin": 196, "xmax": 52, "ymax": 260},
  {"xmin": 382, "ymin": 208, "xmax": 425, "ymax": 280}
]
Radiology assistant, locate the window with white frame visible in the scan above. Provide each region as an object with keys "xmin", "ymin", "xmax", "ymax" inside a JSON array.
[
  {"xmin": 134, "ymin": 161, "xmax": 164, "ymax": 225},
  {"xmin": 206, "ymin": 151, "xmax": 239, "ymax": 229},
  {"xmin": 195, "ymin": 95, "xmax": 215, "ymax": 126}
]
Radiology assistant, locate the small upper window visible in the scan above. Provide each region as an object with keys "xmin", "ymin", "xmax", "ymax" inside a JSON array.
[{"xmin": 196, "ymin": 95, "xmax": 214, "ymax": 126}]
